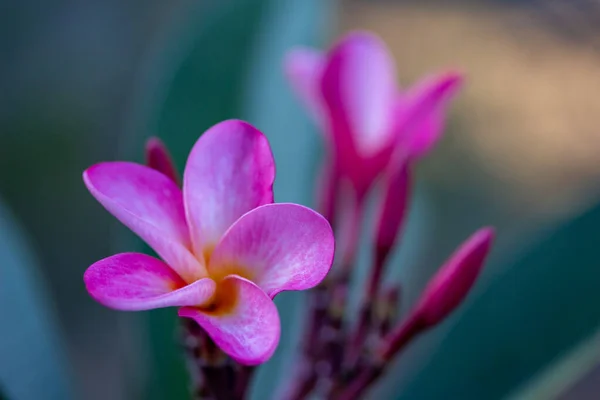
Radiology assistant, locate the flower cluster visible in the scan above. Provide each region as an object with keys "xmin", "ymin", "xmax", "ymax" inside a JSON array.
[
  {"xmin": 279, "ymin": 31, "xmax": 494, "ymax": 399},
  {"xmin": 82, "ymin": 30, "xmax": 495, "ymax": 400}
]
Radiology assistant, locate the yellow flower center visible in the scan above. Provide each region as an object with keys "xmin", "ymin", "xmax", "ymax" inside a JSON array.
[{"xmin": 189, "ymin": 244, "xmax": 255, "ymax": 316}]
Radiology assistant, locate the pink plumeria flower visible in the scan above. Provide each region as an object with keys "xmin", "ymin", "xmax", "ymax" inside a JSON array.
[
  {"xmin": 285, "ymin": 31, "xmax": 463, "ymax": 198},
  {"xmin": 82, "ymin": 120, "xmax": 335, "ymax": 365}
]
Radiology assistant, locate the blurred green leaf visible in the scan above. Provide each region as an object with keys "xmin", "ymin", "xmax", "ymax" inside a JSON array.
[
  {"xmin": 0, "ymin": 199, "xmax": 73, "ymax": 400},
  {"xmin": 398, "ymin": 202, "xmax": 600, "ymax": 399},
  {"xmin": 508, "ymin": 327, "xmax": 600, "ymax": 400}
]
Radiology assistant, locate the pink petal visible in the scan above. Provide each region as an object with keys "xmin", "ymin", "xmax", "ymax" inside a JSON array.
[
  {"xmin": 145, "ymin": 137, "xmax": 180, "ymax": 184},
  {"xmin": 321, "ymin": 31, "xmax": 397, "ymax": 158},
  {"xmin": 396, "ymin": 72, "xmax": 464, "ymax": 158},
  {"xmin": 84, "ymin": 253, "xmax": 216, "ymax": 311},
  {"xmin": 284, "ymin": 47, "xmax": 327, "ymax": 130},
  {"xmin": 414, "ymin": 227, "xmax": 495, "ymax": 326},
  {"xmin": 179, "ymin": 275, "xmax": 280, "ymax": 365},
  {"xmin": 208, "ymin": 203, "xmax": 335, "ymax": 298},
  {"xmin": 183, "ymin": 120, "xmax": 275, "ymax": 259},
  {"xmin": 83, "ymin": 162, "xmax": 205, "ymax": 282}
]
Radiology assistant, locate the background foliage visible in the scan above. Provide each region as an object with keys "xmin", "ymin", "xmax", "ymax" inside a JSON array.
[{"xmin": 1, "ymin": 0, "xmax": 600, "ymax": 399}]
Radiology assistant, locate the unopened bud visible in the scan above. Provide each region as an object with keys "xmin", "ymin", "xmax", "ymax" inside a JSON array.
[
  {"xmin": 414, "ymin": 227, "xmax": 495, "ymax": 326},
  {"xmin": 145, "ymin": 137, "xmax": 180, "ymax": 185}
]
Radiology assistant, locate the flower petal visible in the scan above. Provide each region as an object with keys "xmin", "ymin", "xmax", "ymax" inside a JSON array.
[
  {"xmin": 183, "ymin": 120, "xmax": 275, "ymax": 259},
  {"xmin": 209, "ymin": 203, "xmax": 335, "ymax": 298},
  {"xmin": 84, "ymin": 253, "xmax": 216, "ymax": 311},
  {"xmin": 179, "ymin": 275, "xmax": 280, "ymax": 365},
  {"xmin": 321, "ymin": 31, "xmax": 397, "ymax": 158},
  {"xmin": 83, "ymin": 162, "xmax": 205, "ymax": 281},
  {"xmin": 284, "ymin": 47, "xmax": 327, "ymax": 130},
  {"xmin": 396, "ymin": 72, "xmax": 464, "ymax": 158}
]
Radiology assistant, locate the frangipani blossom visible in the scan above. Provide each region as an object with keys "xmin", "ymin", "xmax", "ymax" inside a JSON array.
[
  {"xmin": 83, "ymin": 120, "xmax": 335, "ymax": 365},
  {"xmin": 285, "ymin": 31, "xmax": 463, "ymax": 198}
]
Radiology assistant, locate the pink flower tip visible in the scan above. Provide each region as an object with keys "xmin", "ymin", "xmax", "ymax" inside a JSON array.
[
  {"xmin": 432, "ymin": 70, "xmax": 465, "ymax": 103},
  {"xmin": 414, "ymin": 227, "xmax": 495, "ymax": 326},
  {"xmin": 145, "ymin": 136, "xmax": 180, "ymax": 184},
  {"xmin": 399, "ymin": 70, "xmax": 466, "ymax": 159}
]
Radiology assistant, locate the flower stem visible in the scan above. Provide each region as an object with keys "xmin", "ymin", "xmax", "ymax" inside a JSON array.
[
  {"xmin": 181, "ymin": 320, "xmax": 239, "ymax": 400},
  {"xmin": 234, "ymin": 366, "xmax": 256, "ymax": 399},
  {"xmin": 376, "ymin": 285, "xmax": 401, "ymax": 337},
  {"xmin": 345, "ymin": 248, "xmax": 387, "ymax": 369},
  {"xmin": 332, "ymin": 364, "xmax": 384, "ymax": 400},
  {"xmin": 379, "ymin": 313, "xmax": 426, "ymax": 361},
  {"xmin": 278, "ymin": 282, "xmax": 330, "ymax": 399},
  {"xmin": 334, "ymin": 313, "xmax": 426, "ymax": 399}
]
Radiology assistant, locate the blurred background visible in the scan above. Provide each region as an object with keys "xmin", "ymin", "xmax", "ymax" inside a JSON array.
[{"xmin": 2, "ymin": 0, "xmax": 600, "ymax": 399}]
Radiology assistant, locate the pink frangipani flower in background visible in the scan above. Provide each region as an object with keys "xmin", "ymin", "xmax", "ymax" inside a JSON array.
[
  {"xmin": 279, "ymin": 30, "xmax": 497, "ymax": 400},
  {"xmin": 82, "ymin": 120, "xmax": 335, "ymax": 365},
  {"xmin": 285, "ymin": 31, "xmax": 463, "ymax": 201}
]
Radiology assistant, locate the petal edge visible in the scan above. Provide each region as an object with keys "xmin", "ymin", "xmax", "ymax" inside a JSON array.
[
  {"xmin": 179, "ymin": 275, "xmax": 280, "ymax": 365},
  {"xmin": 84, "ymin": 253, "xmax": 215, "ymax": 311},
  {"xmin": 209, "ymin": 203, "xmax": 335, "ymax": 297},
  {"xmin": 183, "ymin": 120, "xmax": 275, "ymax": 259},
  {"xmin": 83, "ymin": 162, "xmax": 205, "ymax": 281}
]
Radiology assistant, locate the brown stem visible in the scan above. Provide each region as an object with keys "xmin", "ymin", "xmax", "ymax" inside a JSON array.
[
  {"xmin": 278, "ymin": 282, "xmax": 331, "ymax": 399},
  {"xmin": 324, "ymin": 271, "xmax": 351, "ymax": 377},
  {"xmin": 343, "ymin": 303, "xmax": 372, "ymax": 370},
  {"xmin": 332, "ymin": 364, "xmax": 384, "ymax": 400},
  {"xmin": 377, "ymin": 285, "xmax": 401, "ymax": 337},
  {"xmin": 180, "ymin": 320, "xmax": 213, "ymax": 399},
  {"xmin": 345, "ymin": 249, "xmax": 388, "ymax": 369},
  {"xmin": 181, "ymin": 320, "xmax": 239, "ymax": 400},
  {"xmin": 379, "ymin": 313, "xmax": 426, "ymax": 360},
  {"xmin": 305, "ymin": 282, "xmax": 332, "ymax": 357},
  {"xmin": 334, "ymin": 313, "xmax": 427, "ymax": 400},
  {"xmin": 234, "ymin": 366, "xmax": 256, "ymax": 400},
  {"xmin": 201, "ymin": 363, "xmax": 236, "ymax": 400}
]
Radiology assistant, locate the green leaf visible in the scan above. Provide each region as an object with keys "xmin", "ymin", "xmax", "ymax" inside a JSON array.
[
  {"xmin": 0, "ymin": 200, "xmax": 73, "ymax": 400},
  {"xmin": 507, "ymin": 327, "xmax": 600, "ymax": 399}
]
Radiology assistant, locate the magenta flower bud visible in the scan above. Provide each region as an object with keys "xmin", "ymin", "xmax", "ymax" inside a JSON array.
[
  {"xmin": 374, "ymin": 152, "xmax": 411, "ymax": 262},
  {"xmin": 414, "ymin": 227, "xmax": 495, "ymax": 326},
  {"xmin": 379, "ymin": 227, "xmax": 495, "ymax": 360},
  {"xmin": 145, "ymin": 137, "xmax": 180, "ymax": 185}
]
